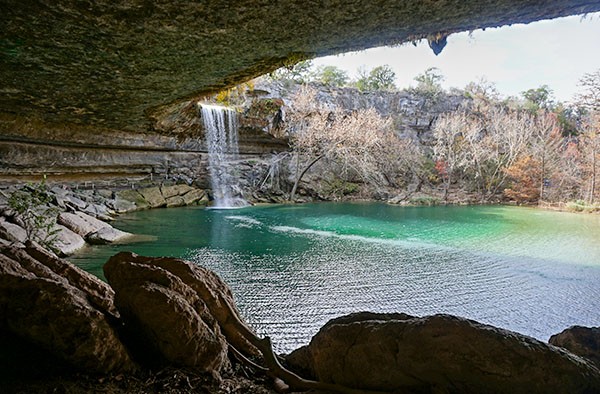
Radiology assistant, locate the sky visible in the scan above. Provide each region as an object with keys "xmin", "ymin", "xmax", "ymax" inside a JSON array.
[{"xmin": 312, "ymin": 12, "xmax": 600, "ymax": 103}]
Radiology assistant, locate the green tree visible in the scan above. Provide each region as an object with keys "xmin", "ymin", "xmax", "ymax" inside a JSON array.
[
  {"xmin": 409, "ymin": 67, "xmax": 445, "ymax": 127},
  {"xmin": 8, "ymin": 178, "xmax": 59, "ymax": 248},
  {"xmin": 353, "ymin": 66, "xmax": 372, "ymax": 91},
  {"xmin": 314, "ymin": 65, "xmax": 349, "ymax": 87},
  {"xmin": 521, "ymin": 85, "xmax": 554, "ymax": 112},
  {"xmin": 412, "ymin": 67, "xmax": 444, "ymax": 97},
  {"xmin": 368, "ymin": 65, "xmax": 396, "ymax": 91},
  {"xmin": 353, "ymin": 65, "xmax": 396, "ymax": 91},
  {"xmin": 270, "ymin": 60, "xmax": 314, "ymax": 84}
]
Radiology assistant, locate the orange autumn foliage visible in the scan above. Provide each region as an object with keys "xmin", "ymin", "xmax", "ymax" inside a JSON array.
[{"xmin": 503, "ymin": 155, "xmax": 542, "ymax": 203}]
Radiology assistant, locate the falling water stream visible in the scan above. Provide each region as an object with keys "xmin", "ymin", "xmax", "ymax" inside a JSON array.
[{"xmin": 200, "ymin": 103, "xmax": 248, "ymax": 208}]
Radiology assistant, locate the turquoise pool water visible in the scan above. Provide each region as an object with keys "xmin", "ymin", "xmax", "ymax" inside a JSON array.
[{"xmin": 71, "ymin": 203, "xmax": 600, "ymax": 352}]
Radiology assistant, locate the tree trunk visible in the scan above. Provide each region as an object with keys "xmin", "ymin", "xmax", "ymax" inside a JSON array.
[
  {"xmin": 539, "ymin": 152, "xmax": 546, "ymax": 203},
  {"xmin": 289, "ymin": 155, "xmax": 324, "ymax": 202},
  {"xmin": 591, "ymin": 147, "xmax": 596, "ymax": 204}
]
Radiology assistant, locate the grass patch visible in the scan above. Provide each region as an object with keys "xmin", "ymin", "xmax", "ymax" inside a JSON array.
[{"xmin": 565, "ymin": 200, "xmax": 600, "ymax": 213}]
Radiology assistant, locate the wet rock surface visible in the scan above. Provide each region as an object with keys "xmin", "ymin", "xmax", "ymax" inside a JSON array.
[
  {"xmin": 287, "ymin": 312, "xmax": 600, "ymax": 394},
  {"xmin": 550, "ymin": 326, "xmax": 600, "ymax": 367}
]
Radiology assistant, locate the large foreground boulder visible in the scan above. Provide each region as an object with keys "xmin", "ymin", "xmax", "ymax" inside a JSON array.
[
  {"xmin": 103, "ymin": 252, "xmax": 229, "ymax": 373},
  {"xmin": 550, "ymin": 326, "xmax": 600, "ymax": 368},
  {"xmin": 287, "ymin": 312, "xmax": 600, "ymax": 394},
  {"xmin": 0, "ymin": 245, "xmax": 134, "ymax": 373}
]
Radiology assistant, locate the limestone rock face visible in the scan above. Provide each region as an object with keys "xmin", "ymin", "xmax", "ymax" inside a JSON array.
[
  {"xmin": 550, "ymin": 326, "xmax": 600, "ymax": 367},
  {"xmin": 2, "ymin": 1, "xmax": 599, "ymax": 132},
  {"xmin": 0, "ymin": 245, "xmax": 134, "ymax": 373},
  {"xmin": 287, "ymin": 312, "xmax": 600, "ymax": 394},
  {"xmin": 103, "ymin": 252, "xmax": 229, "ymax": 372}
]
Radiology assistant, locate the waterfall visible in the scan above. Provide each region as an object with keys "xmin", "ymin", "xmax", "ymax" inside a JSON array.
[{"xmin": 200, "ymin": 104, "xmax": 248, "ymax": 208}]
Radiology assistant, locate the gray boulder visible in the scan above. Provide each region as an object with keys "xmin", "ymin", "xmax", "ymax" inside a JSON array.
[
  {"xmin": 86, "ymin": 226, "xmax": 132, "ymax": 245},
  {"xmin": 58, "ymin": 211, "xmax": 109, "ymax": 237},
  {"xmin": 59, "ymin": 211, "xmax": 131, "ymax": 244},
  {"xmin": 51, "ymin": 224, "xmax": 86, "ymax": 256},
  {"xmin": 287, "ymin": 312, "xmax": 600, "ymax": 394},
  {"xmin": 0, "ymin": 217, "xmax": 27, "ymax": 244}
]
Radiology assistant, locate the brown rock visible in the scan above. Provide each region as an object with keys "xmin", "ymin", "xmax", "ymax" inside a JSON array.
[
  {"xmin": 107, "ymin": 252, "xmax": 259, "ymax": 358},
  {"xmin": 161, "ymin": 184, "xmax": 194, "ymax": 199},
  {"xmin": 182, "ymin": 188, "xmax": 208, "ymax": 205},
  {"xmin": 0, "ymin": 246, "xmax": 134, "ymax": 373},
  {"xmin": 550, "ymin": 326, "xmax": 600, "ymax": 367},
  {"xmin": 288, "ymin": 312, "xmax": 600, "ymax": 394},
  {"xmin": 23, "ymin": 242, "xmax": 119, "ymax": 318},
  {"xmin": 103, "ymin": 252, "xmax": 229, "ymax": 372},
  {"xmin": 138, "ymin": 187, "xmax": 167, "ymax": 208}
]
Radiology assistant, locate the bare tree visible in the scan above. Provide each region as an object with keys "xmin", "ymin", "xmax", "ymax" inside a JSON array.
[
  {"xmin": 286, "ymin": 86, "xmax": 419, "ymax": 201},
  {"xmin": 432, "ymin": 111, "xmax": 470, "ymax": 201},
  {"xmin": 579, "ymin": 111, "xmax": 600, "ymax": 203},
  {"xmin": 433, "ymin": 104, "xmax": 555, "ymax": 202},
  {"xmin": 575, "ymin": 69, "xmax": 600, "ymax": 112}
]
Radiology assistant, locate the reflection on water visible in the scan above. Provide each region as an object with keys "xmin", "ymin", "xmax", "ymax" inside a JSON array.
[{"xmin": 71, "ymin": 203, "xmax": 600, "ymax": 353}]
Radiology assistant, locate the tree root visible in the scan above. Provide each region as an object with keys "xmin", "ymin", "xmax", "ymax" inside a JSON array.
[{"xmin": 203, "ymin": 282, "xmax": 389, "ymax": 394}]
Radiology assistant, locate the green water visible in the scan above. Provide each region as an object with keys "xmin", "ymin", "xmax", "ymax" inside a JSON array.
[{"xmin": 71, "ymin": 203, "xmax": 600, "ymax": 352}]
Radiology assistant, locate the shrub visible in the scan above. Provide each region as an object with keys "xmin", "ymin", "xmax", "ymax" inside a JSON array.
[{"xmin": 8, "ymin": 178, "xmax": 59, "ymax": 248}]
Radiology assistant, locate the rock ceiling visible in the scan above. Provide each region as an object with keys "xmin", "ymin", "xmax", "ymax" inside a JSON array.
[{"xmin": 1, "ymin": 0, "xmax": 600, "ymax": 132}]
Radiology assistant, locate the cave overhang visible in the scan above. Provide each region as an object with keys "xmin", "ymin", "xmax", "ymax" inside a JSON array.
[{"xmin": 1, "ymin": 0, "xmax": 600, "ymax": 133}]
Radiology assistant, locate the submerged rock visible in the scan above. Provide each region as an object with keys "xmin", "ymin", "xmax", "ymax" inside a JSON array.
[
  {"xmin": 550, "ymin": 326, "xmax": 600, "ymax": 368},
  {"xmin": 0, "ymin": 244, "xmax": 134, "ymax": 374},
  {"xmin": 103, "ymin": 252, "xmax": 229, "ymax": 373},
  {"xmin": 287, "ymin": 312, "xmax": 600, "ymax": 394}
]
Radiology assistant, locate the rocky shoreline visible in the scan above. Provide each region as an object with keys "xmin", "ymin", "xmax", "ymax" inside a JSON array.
[{"xmin": 0, "ymin": 181, "xmax": 210, "ymax": 257}]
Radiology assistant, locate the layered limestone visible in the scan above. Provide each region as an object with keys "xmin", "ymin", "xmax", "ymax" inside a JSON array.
[{"xmin": 1, "ymin": 1, "xmax": 599, "ymax": 132}]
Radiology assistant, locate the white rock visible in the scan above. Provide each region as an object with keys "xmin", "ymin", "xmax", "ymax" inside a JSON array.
[
  {"xmin": 0, "ymin": 217, "xmax": 28, "ymax": 244},
  {"xmin": 52, "ymin": 224, "xmax": 86, "ymax": 256},
  {"xmin": 86, "ymin": 227, "xmax": 132, "ymax": 245},
  {"xmin": 58, "ymin": 212, "xmax": 109, "ymax": 237}
]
